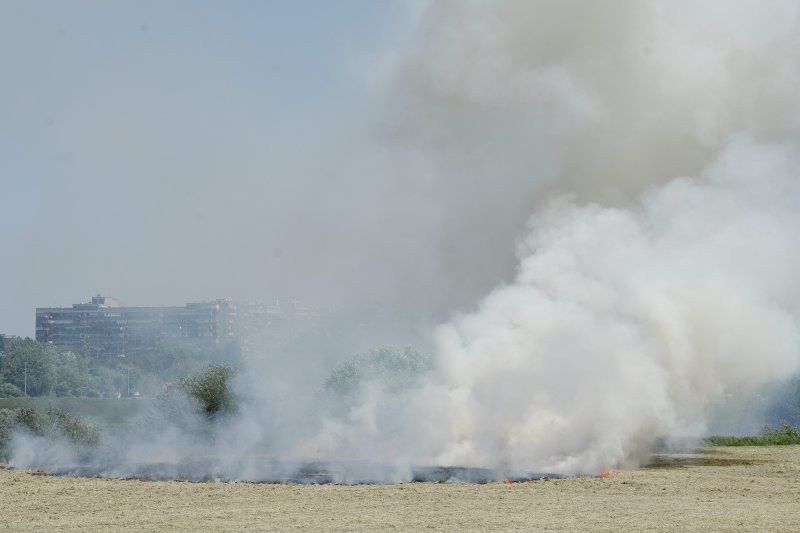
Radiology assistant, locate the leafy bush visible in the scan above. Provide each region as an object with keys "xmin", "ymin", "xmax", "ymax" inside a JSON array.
[
  {"xmin": 44, "ymin": 406, "xmax": 100, "ymax": 447},
  {"xmin": 178, "ymin": 364, "xmax": 237, "ymax": 417},
  {"xmin": 0, "ymin": 382, "xmax": 24, "ymax": 398},
  {"xmin": 14, "ymin": 407, "xmax": 44, "ymax": 435},
  {"xmin": 0, "ymin": 408, "xmax": 17, "ymax": 461},
  {"xmin": 0, "ymin": 406, "xmax": 99, "ymax": 462}
]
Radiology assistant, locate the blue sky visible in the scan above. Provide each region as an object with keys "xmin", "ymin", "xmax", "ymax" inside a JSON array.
[{"xmin": 1, "ymin": 1, "xmax": 408, "ymax": 336}]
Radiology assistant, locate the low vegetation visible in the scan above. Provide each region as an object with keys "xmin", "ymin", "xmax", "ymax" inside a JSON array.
[
  {"xmin": 0, "ymin": 406, "xmax": 100, "ymax": 462},
  {"xmin": 0, "ymin": 364, "xmax": 240, "ymax": 462},
  {"xmin": 705, "ymin": 422, "xmax": 800, "ymax": 446}
]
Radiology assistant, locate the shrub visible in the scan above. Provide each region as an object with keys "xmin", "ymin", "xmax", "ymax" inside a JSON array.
[
  {"xmin": 178, "ymin": 364, "xmax": 237, "ymax": 418},
  {"xmin": 14, "ymin": 407, "xmax": 44, "ymax": 435},
  {"xmin": 0, "ymin": 406, "xmax": 99, "ymax": 462},
  {"xmin": 0, "ymin": 408, "xmax": 16, "ymax": 461},
  {"xmin": 44, "ymin": 406, "xmax": 100, "ymax": 447},
  {"xmin": 0, "ymin": 382, "xmax": 24, "ymax": 398}
]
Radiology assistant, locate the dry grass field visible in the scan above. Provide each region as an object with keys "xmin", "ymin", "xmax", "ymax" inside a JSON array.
[{"xmin": 2, "ymin": 446, "xmax": 800, "ymax": 532}]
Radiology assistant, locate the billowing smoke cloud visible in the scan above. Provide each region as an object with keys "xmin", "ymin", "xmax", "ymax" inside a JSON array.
[
  {"xmin": 10, "ymin": 0, "xmax": 800, "ymax": 479},
  {"xmin": 306, "ymin": 0, "xmax": 800, "ymax": 473},
  {"xmin": 354, "ymin": 0, "xmax": 800, "ymax": 318},
  {"xmin": 295, "ymin": 136, "xmax": 800, "ymax": 476},
  {"xmin": 428, "ymin": 136, "xmax": 800, "ymax": 472}
]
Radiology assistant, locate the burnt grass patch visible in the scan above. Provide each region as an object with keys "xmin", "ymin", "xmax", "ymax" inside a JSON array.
[{"xmin": 643, "ymin": 452, "xmax": 760, "ymax": 469}]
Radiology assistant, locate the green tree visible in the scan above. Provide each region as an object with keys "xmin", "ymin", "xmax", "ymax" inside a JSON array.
[
  {"xmin": 325, "ymin": 346, "xmax": 434, "ymax": 398},
  {"xmin": 49, "ymin": 350, "xmax": 92, "ymax": 396},
  {"xmin": 0, "ymin": 338, "xmax": 54, "ymax": 396},
  {"xmin": 178, "ymin": 364, "xmax": 238, "ymax": 417}
]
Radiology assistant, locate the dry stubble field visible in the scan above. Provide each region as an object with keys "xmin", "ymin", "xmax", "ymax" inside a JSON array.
[{"xmin": 2, "ymin": 446, "xmax": 800, "ymax": 532}]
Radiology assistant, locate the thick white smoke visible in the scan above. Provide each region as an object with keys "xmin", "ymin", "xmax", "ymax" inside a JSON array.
[
  {"xmin": 301, "ymin": 136, "xmax": 800, "ymax": 476},
  {"xmin": 429, "ymin": 136, "xmax": 800, "ymax": 473},
  {"xmin": 311, "ymin": 0, "xmax": 800, "ymax": 474}
]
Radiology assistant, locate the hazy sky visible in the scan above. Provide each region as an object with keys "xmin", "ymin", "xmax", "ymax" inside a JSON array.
[{"xmin": 1, "ymin": 1, "xmax": 412, "ymax": 336}]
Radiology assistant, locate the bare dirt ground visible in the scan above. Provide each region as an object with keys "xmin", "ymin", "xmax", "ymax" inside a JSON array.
[{"xmin": 2, "ymin": 446, "xmax": 800, "ymax": 532}]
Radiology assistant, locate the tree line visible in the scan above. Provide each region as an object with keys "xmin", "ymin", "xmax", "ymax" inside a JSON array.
[{"xmin": 0, "ymin": 337, "xmax": 241, "ymax": 398}]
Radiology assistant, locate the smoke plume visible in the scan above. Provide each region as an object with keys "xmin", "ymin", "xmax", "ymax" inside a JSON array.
[
  {"xmin": 10, "ymin": 0, "xmax": 800, "ymax": 479},
  {"xmin": 309, "ymin": 0, "xmax": 800, "ymax": 474}
]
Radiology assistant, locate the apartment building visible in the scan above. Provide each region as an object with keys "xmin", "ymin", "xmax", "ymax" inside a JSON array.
[{"xmin": 35, "ymin": 295, "xmax": 236, "ymax": 357}]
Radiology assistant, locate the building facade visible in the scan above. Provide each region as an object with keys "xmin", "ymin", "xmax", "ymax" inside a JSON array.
[
  {"xmin": 0, "ymin": 334, "xmax": 20, "ymax": 350},
  {"xmin": 36, "ymin": 295, "xmax": 236, "ymax": 357},
  {"xmin": 34, "ymin": 294, "xmax": 330, "ymax": 358},
  {"xmin": 236, "ymin": 300, "xmax": 322, "ymax": 356}
]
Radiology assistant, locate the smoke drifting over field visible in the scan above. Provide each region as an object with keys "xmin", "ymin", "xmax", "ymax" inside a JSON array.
[
  {"xmin": 301, "ymin": 0, "xmax": 800, "ymax": 474},
  {"xmin": 10, "ymin": 1, "xmax": 800, "ymax": 479}
]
